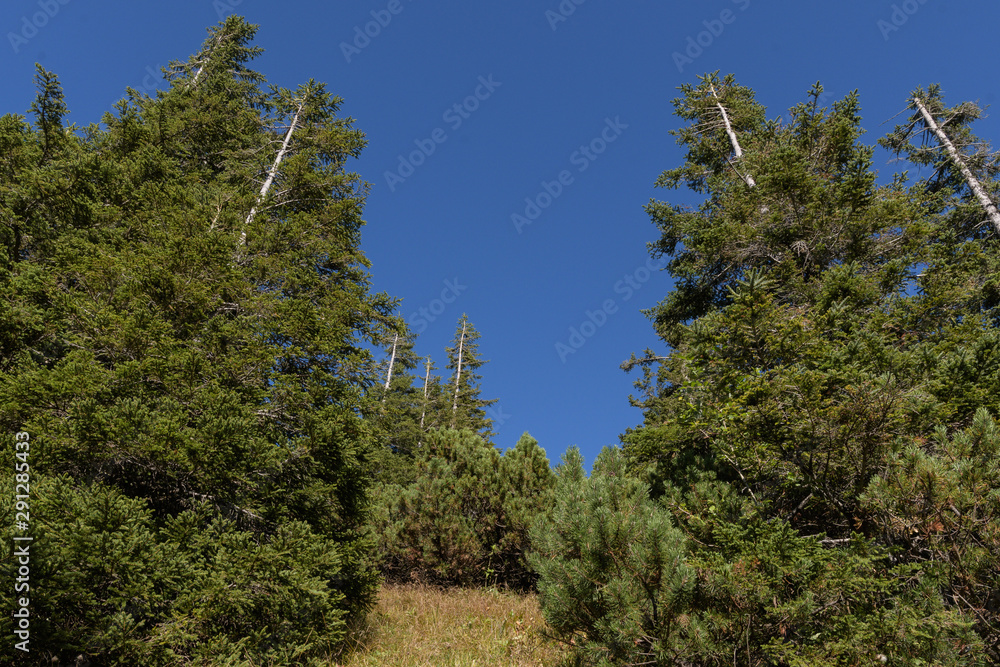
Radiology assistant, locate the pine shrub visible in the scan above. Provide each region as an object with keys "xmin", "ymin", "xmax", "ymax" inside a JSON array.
[
  {"xmin": 375, "ymin": 429, "xmax": 554, "ymax": 589},
  {"xmin": 530, "ymin": 447, "xmax": 983, "ymax": 665}
]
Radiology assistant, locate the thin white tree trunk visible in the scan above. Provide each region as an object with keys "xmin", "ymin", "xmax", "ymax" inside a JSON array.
[
  {"xmin": 239, "ymin": 99, "xmax": 305, "ymax": 246},
  {"xmin": 450, "ymin": 321, "xmax": 466, "ymax": 427},
  {"xmin": 189, "ymin": 31, "xmax": 224, "ymax": 89},
  {"xmin": 382, "ymin": 334, "xmax": 399, "ymax": 402},
  {"xmin": 190, "ymin": 61, "xmax": 206, "ymax": 88},
  {"xmin": 914, "ymin": 97, "xmax": 1000, "ymax": 235},
  {"xmin": 420, "ymin": 357, "xmax": 431, "ymax": 428},
  {"xmin": 419, "ymin": 357, "xmax": 431, "ymax": 431},
  {"xmin": 710, "ymin": 83, "xmax": 755, "ymax": 188}
]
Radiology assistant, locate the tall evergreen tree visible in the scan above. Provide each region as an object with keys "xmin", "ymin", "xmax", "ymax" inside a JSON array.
[
  {"xmin": 372, "ymin": 331, "xmax": 426, "ymax": 483},
  {"xmin": 0, "ymin": 17, "xmax": 396, "ymax": 664},
  {"xmin": 641, "ymin": 72, "xmax": 911, "ymax": 347},
  {"xmin": 881, "ymin": 85, "xmax": 1000, "ymax": 239},
  {"xmin": 444, "ymin": 314, "xmax": 497, "ymax": 437},
  {"xmin": 534, "ymin": 75, "xmax": 1000, "ymax": 663},
  {"xmin": 379, "ymin": 331, "xmax": 419, "ymax": 403},
  {"xmin": 418, "ymin": 355, "xmax": 445, "ymax": 433},
  {"xmin": 879, "ymin": 85, "xmax": 1000, "ymax": 326}
]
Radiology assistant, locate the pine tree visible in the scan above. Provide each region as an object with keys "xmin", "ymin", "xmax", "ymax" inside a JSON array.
[
  {"xmin": 495, "ymin": 432, "xmax": 556, "ymax": 588},
  {"xmin": 531, "ymin": 446, "xmax": 978, "ymax": 665},
  {"xmin": 373, "ymin": 429, "xmax": 554, "ymax": 588}
]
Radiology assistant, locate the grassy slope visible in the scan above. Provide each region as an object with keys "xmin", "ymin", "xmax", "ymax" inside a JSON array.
[{"xmin": 334, "ymin": 584, "xmax": 572, "ymax": 666}]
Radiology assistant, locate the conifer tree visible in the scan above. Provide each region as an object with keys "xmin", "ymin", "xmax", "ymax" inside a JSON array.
[
  {"xmin": 379, "ymin": 331, "xmax": 419, "ymax": 401},
  {"xmin": 418, "ymin": 355, "xmax": 438, "ymax": 431},
  {"xmin": 444, "ymin": 314, "xmax": 497, "ymax": 436},
  {"xmin": 879, "ymin": 85, "xmax": 1000, "ymax": 332},
  {"xmin": 881, "ymin": 85, "xmax": 1000, "ymax": 238},
  {"xmin": 643, "ymin": 73, "xmax": 907, "ymax": 346},
  {"xmin": 416, "ymin": 356, "xmax": 450, "ymax": 434},
  {"xmin": 533, "ymin": 75, "xmax": 1000, "ymax": 663},
  {"xmin": 630, "ymin": 77, "xmax": 999, "ymax": 524},
  {"xmin": 532, "ymin": 446, "xmax": 978, "ymax": 665},
  {"xmin": 495, "ymin": 432, "xmax": 556, "ymax": 588},
  {"xmin": 0, "ymin": 17, "xmax": 396, "ymax": 663},
  {"xmin": 373, "ymin": 331, "xmax": 426, "ymax": 483},
  {"xmin": 374, "ymin": 429, "xmax": 554, "ymax": 589}
]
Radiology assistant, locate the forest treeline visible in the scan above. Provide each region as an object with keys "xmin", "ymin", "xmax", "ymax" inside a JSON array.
[{"xmin": 1, "ymin": 16, "xmax": 999, "ymax": 666}]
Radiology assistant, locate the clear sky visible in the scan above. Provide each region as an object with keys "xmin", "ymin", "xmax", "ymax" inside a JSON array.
[{"xmin": 4, "ymin": 0, "xmax": 999, "ymax": 468}]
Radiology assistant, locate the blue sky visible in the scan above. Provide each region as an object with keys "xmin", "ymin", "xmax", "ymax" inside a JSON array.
[{"xmin": 4, "ymin": 0, "xmax": 999, "ymax": 468}]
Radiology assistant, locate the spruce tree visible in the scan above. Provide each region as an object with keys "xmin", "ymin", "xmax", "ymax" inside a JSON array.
[
  {"xmin": 0, "ymin": 17, "xmax": 396, "ymax": 663},
  {"xmin": 642, "ymin": 72, "xmax": 912, "ymax": 346},
  {"xmin": 533, "ymin": 75, "xmax": 1000, "ymax": 663},
  {"xmin": 444, "ymin": 314, "xmax": 497, "ymax": 437},
  {"xmin": 373, "ymin": 331, "xmax": 426, "ymax": 484}
]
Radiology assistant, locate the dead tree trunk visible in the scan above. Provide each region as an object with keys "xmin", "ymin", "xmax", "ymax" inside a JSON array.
[
  {"xmin": 710, "ymin": 83, "xmax": 755, "ymax": 188},
  {"xmin": 450, "ymin": 321, "xmax": 467, "ymax": 428},
  {"xmin": 239, "ymin": 98, "xmax": 305, "ymax": 246},
  {"xmin": 417, "ymin": 356, "xmax": 433, "ymax": 448},
  {"xmin": 419, "ymin": 357, "xmax": 432, "ymax": 430},
  {"xmin": 382, "ymin": 334, "xmax": 399, "ymax": 404},
  {"xmin": 913, "ymin": 96, "xmax": 1000, "ymax": 235},
  {"xmin": 189, "ymin": 30, "xmax": 225, "ymax": 89}
]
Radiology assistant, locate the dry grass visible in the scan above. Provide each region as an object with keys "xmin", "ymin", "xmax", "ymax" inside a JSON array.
[{"xmin": 332, "ymin": 584, "xmax": 574, "ymax": 666}]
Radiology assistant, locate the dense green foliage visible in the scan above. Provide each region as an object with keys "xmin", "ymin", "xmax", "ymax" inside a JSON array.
[
  {"xmin": 370, "ymin": 313, "xmax": 552, "ymax": 590},
  {"xmin": 0, "ymin": 17, "xmax": 397, "ymax": 665},
  {"xmin": 1, "ymin": 473, "xmax": 356, "ymax": 664},
  {"xmin": 533, "ymin": 73, "xmax": 1000, "ymax": 664},
  {"xmin": 444, "ymin": 315, "xmax": 499, "ymax": 435},
  {"xmin": 4, "ymin": 28, "xmax": 999, "ymax": 665},
  {"xmin": 375, "ymin": 429, "xmax": 554, "ymax": 589},
  {"xmin": 532, "ymin": 447, "xmax": 977, "ymax": 665}
]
